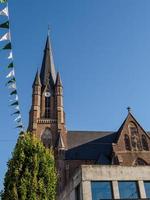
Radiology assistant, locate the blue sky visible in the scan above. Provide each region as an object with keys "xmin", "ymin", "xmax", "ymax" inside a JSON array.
[{"xmin": 1, "ymin": 0, "xmax": 150, "ymax": 190}]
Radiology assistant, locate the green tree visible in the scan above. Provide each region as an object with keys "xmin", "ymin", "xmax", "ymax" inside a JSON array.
[
  {"xmin": 0, "ymin": 0, "xmax": 7, "ymax": 3},
  {"xmin": 1, "ymin": 132, "xmax": 57, "ymax": 200}
]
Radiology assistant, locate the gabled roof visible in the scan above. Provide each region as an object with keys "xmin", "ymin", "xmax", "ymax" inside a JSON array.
[
  {"xmin": 65, "ymin": 113, "xmax": 150, "ymax": 163},
  {"xmin": 115, "ymin": 112, "xmax": 150, "ymax": 143},
  {"xmin": 40, "ymin": 34, "xmax": 56, "ymax": 88}
]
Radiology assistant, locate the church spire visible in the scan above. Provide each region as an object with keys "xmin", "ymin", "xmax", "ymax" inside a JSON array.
[
  {"xmin": 32, "ymin": 70, "xmax": 41, "ymax": 87},
  {"xmin": 55, "ymin": 72, "xmax": 62, "ymax": 87},
  {"xmin": 40, "ymin": 31, "xmax": 56, "ymax": 88}
]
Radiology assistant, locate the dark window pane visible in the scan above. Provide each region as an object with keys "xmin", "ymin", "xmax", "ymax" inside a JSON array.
[
  {"xmin": 75, "ymin": 184, "xmax": 80, "ymax": 200},
  {"xmin": 91, "ymin": 181, "xmax": 113, "ymax": 200},
  {"xmin": 124, "ymin": 134, "xmax": 131, "ymax": 151},
  {"xmin": 45, "ymin": 97, "xmax": 50, "ymax": 118},
  {"xmin": 41, "ymin": 128, "xmax": 52, "ymax": 148},
  {"xmin": 119, "ymin": 181, "xmax": 139, "ymax": 199},
  {"xmin": 144, "ymin": 181, "xmax": 150, "ymax": 198}
]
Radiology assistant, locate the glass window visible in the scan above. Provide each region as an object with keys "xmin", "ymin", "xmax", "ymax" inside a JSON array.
[
  {"xmin": 45, "ymin": 97, "xmax": 50, "ymax": 118},
  {"xmin": 119, "ymin": 181, "xmax": 139, "ymax": 199},
  {"xmin": 91, "ymin": 181, "xmax": 113, "ymax": 200},
  {"xmin": 144, "ymin": 181, "xmax": 150, "ymax": 198},
  {"xmin": 41, "ymin": 128, "xmax": 52, "ymax": 148},
  {"xmin": 124, "ymin": 134, "xmax": 131, "ymax": 150}
]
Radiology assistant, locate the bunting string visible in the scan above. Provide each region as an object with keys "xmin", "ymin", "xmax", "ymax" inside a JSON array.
[{"xmin": 0, "ymin": 0, "xmax": 24, "ymax": 131}]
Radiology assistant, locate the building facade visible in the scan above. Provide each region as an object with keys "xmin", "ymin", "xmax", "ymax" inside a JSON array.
[{"xmin": 28, "ymin": 35, "xmax": 150, "ymax": 200}]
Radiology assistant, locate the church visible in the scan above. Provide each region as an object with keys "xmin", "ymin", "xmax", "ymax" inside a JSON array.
[{"xmin": 28, "ymin": 34, "xmax": 150, "ymax": 200}]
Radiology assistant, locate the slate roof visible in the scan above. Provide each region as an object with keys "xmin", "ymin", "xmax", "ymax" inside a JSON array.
[
  {"xmin": 65, "ymin": 131, "xmax": 117, "ymax": 163},
  {"xmin": 40, "ymin": 35, "xmax": 56, "ymax": 88},
  {"xmin": 67, "ymin": 131, "xmax": 115, "ymax": 149},
  {"xmin": 33, "ymin": 70, "xmax": 41, "ymax": 87}
]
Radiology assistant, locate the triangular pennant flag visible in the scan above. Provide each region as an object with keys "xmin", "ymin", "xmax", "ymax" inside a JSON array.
[
  {"xmin": 9, "ymin": 94, "xmax": 18, "ymax": 102},
  {"xmin": 10, "ymin": 90, "xmax": 17, "ymax": 95},
  {"xmin": 0, "ymin": 21, "xmax": 9, "ymax": 29},
  {"xmin": 0, "ymin": 32, "xmax": 10, "ymax": 41},
  {"xmin": 11, "ymin": 110, "xmax": 20, "ymax": 115},
  {"xmin": 16, "ymin": 125, "xmax": 23, "ymax": 129},
  {"xmin": 14, "ymin": 115, "xmax": 21, "ymax": 121},
  {"xmin": 6, "ymin": 69, "xmax": 15, "ymax": 78},
  {"xmin": 10, "ymin": 101, "xmax": 19, "ymax": 106},
  {"xmin": 0, "ymin": 0, "xmax": 7, "ymax": 3},
  {"xmin": 3, "ymin": 42, "xmax": 11, "ymax": 50},
  {"xmin": 8, "ymin": 51, "xmax": 13, "ymax": 59},
  {"xmin": 7, "ymin": 62, "xmax": 13, "ymax": 68},
  {"xmin": 8, "ymin": 83, "xmax": 16, "ymax": 89},
  {"xmin": 15, "ymin": 105, "xmax": 20, "ymax": 110},
  {"xmin": 5, "ymin": 77, "xmax": 16, "ymax": 85},
  {"xmin": 0, "ymin": 6, "xmax": 8, "ymax": 16},
  {"xmin": 17, "ymin": 118, "xmax": 22, "ymax": 123},
  {"xmin": 15, "ymin": 95, "xmax": 19, "ymax": 101}
]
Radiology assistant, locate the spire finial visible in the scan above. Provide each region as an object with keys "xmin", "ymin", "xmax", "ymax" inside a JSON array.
[
  {"xmin": 127, "ymin": 106, "xmax": 131, "ymax": 113},
  {"xmin": 48, "ymin": 25, "xmax": 50, "ymax": 36}
]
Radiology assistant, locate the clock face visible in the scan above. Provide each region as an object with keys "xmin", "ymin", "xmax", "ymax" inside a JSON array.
[{"xmin": 45, "ymin": 92, "xmax": 51, "ymax": 97}]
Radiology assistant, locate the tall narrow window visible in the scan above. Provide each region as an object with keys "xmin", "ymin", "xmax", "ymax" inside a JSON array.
[
  {"xmin": 41, "ymin": 128, "xmax": 52, "ymax": 148},
  {"xmin": 124, "ymin": 134, "xmax": 131, "ymax": 150},
  {"xmin": 129, "ymin": 123, "xmax": 141, "ymax": 151},
  {"xmin": 45, "ymin": 96, "xmax": 50, "ymax": 118},
  {"xmin": 142, "ymin": 135, "xmax": 149, "ymax": 151}
]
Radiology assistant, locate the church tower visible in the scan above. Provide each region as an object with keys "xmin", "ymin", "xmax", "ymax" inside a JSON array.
[{"xmin": 28, "ymin": 34, "xmax": 67, "ymax": 150}]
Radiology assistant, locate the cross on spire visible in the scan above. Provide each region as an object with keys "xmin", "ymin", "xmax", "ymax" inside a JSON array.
[{"xmin": 127, "ymin": 106, "xmax": 131, "ymax": 113}]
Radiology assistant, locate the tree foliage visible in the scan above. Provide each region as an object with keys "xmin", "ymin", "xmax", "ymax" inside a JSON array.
[
  {"xmin": 0, "ymin": 0, "xmax": 7, "ymax": 3},
  {"xmin": 1, "ymin": 132, "xmax": 57, "ymax": 200}
]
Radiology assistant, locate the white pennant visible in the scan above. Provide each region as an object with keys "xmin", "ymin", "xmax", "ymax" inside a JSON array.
[
  {"xmin": 14, "ymin": 115, "xmax": 21, "ymax": 121},
  {"xmin": 6, "ymin": 69, "xmax": 15, "ymax": 78},
  {"xmin": 8, "ymin": 83, "xmax": 16, "ymax": 89},
  {"xmin": 15, "ymin": 105, "xmax": 20, "ymax": 110},
  {"xmin": 9, "ymin": 95, "xmax": 18, "ymax": 102},
  {"xmin": 0, "ymin": 32, "xmax": 10, "ymax": 42},
  {"xmin": 8, "ymin": 51, "xmax": 13, "ymax": 59},
  {"xmin": 0, "ymin": 6, "xmax": 9, "ymax": 16},
  {"xmin": 15, "ymin": 95, "xmax": 19, "ymax": 101}
]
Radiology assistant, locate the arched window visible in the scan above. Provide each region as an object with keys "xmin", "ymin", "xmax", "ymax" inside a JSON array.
[
  {"xmin": 134, "ymin": 158, "xmax": 148, "ymax": 166},
  {"xmin": 142, "ymin": 135, "xmax": 149, "ymax": 151},
  {"xmin": 45, "ymin": 96, "xmax": 50, "ymax": 118},
  {"xmin": 41, "ymin": 128, "xmax": 52, "ymax": 148},
  {"xmin": 129, "ymin": 123, "xmax": 141, "ymax": 151},
  {"xmin": 124, "ymin": 134, "xmax": 131, "ymax": 151}
]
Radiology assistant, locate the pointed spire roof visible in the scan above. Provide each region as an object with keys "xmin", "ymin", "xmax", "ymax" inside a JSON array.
[
  {"xmin": 55, "ymin": 72, "xmax": 62, "ymax": 87},
  {"xmin": 32, "ymin": 70, "xmax": 41, "ymax": 87},
  {"xmin": 40, "ymin": 32, "xmax": 56, "ymax": 87}
]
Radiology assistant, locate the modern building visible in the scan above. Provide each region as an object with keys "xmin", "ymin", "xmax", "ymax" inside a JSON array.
[{"xmin": 28, "ymin": 34, "xmax": 150, "ymax": 200}]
